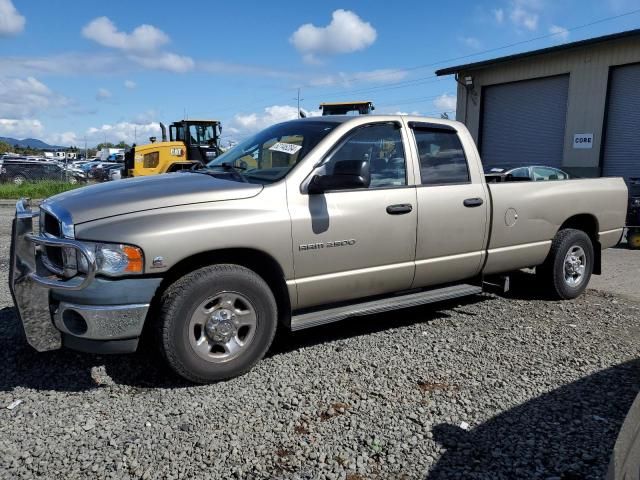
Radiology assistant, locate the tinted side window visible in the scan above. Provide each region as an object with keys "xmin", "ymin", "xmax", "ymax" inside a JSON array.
[
  {"xmin": 325, "ymin": 123, "xmax": 406, "ymax": 188},
  {"xmin": 533, "ymin": 167, "xmax": 565, "ymax": 181},
  {"xmin": 413, "ymin": 129, "xmax": 470, "ymax": 185},
  {"xmin": 509, "ymin": 167, "xmax": 531, "ymax": 180}
]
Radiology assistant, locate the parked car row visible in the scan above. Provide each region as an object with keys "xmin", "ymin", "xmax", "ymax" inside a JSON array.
[
  {"xmin": 0, "ymin": 154, "xmax": 129, "ymax": 185},
  {"xmin": 484, "ymin": 165, "xmax": 571, "ymax": 182},
  {"xmin": 0, "ymin": 157, "xmax": 86, "ymax": 185}
]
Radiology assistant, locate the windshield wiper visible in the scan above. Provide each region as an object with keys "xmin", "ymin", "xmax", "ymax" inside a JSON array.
[
  {"xmin": 202, "ymin": 163, "xmax": 249, "ymax": 183},
  {"xmin": 220, "ymin": 162, "xmax": 247, "ymax": 171}
]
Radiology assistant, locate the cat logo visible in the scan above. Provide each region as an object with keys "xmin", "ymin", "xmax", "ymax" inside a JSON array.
[{"xmin": 170, "ymin": 147, "xmax": 184, "ymax": 156}]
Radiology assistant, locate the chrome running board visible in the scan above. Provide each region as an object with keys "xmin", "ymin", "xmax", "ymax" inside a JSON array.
[{"xmin": 291, "ymin": 283, "xmax": 483, "ymax": 331}]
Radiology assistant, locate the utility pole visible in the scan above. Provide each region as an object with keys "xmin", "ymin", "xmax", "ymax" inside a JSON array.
[
  {"xmin": 84, "ymin": 136, "xmax": 87, "ymax": 160},
  {"xmin": 294, "ymin": 88, "xmax": 304, "ymax": 118},
  {"xmin": 134, "ymin": 126, "xmax": 137, "ymax": 144}
]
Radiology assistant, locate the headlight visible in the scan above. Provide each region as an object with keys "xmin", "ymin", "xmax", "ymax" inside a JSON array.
[
  {"xmin": 77, "ymin": 242, "xmax": 144, "ymax": 276},
  {"xmin": 631, "ymin": 198, "xmax": 640, "ymax": 208}
]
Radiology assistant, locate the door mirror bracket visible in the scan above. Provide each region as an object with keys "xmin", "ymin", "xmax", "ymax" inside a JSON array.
[{"xmin": 308, "ymin": 160, "xmax": 371, "ymax": 194}]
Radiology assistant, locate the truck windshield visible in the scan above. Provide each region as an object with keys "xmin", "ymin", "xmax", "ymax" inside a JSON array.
[
  {"xmin": 189, "ymin": 124, "xmax": 216, "ymax": 145},
  {"xmin": 206, "ymin": 120, "xmax": 338, "ymax": 184}
]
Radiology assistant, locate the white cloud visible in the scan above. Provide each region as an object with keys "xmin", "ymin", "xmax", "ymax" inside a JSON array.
[
  {"xmin": 124, "ymin": 79, "xmax": 136, "ymax": 89},
  {"xmin": 130, "ymin": 52, "xmax": 194, "ymax": 73},
  {"xmin": 199, "ymin": 60, "xmax": 300, "ymax": 79},
  {"xmin": 0, "ymin": 118, "xmax": 43, "ymax": 139},
  {"xmin": 81, "ymin": 17, "xmax": 193, "ymax": 73},
  {"xmin": 493, "ymin": 8, "xmax": 505, "ymax": 23},
  {"xmin": 0, "ymin": 76, "xmax": 68, "ymax": 118},
  {"xmin": 460, "ymin": 36, "xmax": 482, "ymax": 50},
  {"xmin": 96, "ymin": 88, "xmax": 112, "ymax": 101},
  {"xmin": 549, "ymin": 24, "xmax": 569, "ymax": 41},
  {"xmin": 46, "ymin": 131, "xmax": 79, "ymax": 147},
  {"xmin": 229, "ymin": 105, "xmax": 302, "ymax": 137},
  {"xmin": 82, "ymin": 17, "xmax": 169, "ymax": 52},
  {"xmin": 0, "ymin": 52, "xmax": 122, "ymax": 77},
  {"xmin": 290, "ymin": 10, "xmax": 376, "ymax": 63},
  {"xmin": 0, "ymin": 0, "xmax": 25, "ymax": 37},
  {"xmin": 86, "ymin": 121, "xmax": 160, "ymax": 145},
  {"xmin": 433, "ymin": 94, "xmax": 457, "ymax": 112},
  {"xmin": 307, "ymin": 68, "xmax": 408, "ymax": 88},
  {"xmin": 509, "ymin": 0, "xmax": 540, "ymax": 31},
  {"xmin": 130, "ymin": 109, "xmax": 158, "ymax": 125}
]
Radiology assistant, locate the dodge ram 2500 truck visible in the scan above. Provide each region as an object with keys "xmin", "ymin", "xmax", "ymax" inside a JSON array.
[{"xmin": 10, "ymin": 116, "xmax": 628, "ymax": 383}]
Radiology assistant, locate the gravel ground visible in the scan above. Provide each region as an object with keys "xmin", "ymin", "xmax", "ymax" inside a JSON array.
[{"xmin": 1, "ymin": 205, "xmax": 640, "ymax": 479}]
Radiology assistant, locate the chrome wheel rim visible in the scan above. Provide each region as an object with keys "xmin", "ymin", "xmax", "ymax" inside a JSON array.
[
  {"xmin": 563, "ymin": 246, "xmax": 586, "ymax": 287},
  {"xmin": 13, "ymin": 176, "xmax": 24, "ymax": 185},
  {"xmin": 188, "ymin": 291, "xmax": 257, "ymax": 363}
]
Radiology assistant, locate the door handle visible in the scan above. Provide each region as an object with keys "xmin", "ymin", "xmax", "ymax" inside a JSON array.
[
  {"xmin": 386, "ymin": 204, "xmax": 413, "ymax": 215},
  {"xmin": 463, "ymin": 197, "xmax": 484, "ymax": 208}
]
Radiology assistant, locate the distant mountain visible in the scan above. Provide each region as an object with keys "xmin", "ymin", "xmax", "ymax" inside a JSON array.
[{"xmin": 0, "ymin": 137, "xmax": 65, "ymax": 150}]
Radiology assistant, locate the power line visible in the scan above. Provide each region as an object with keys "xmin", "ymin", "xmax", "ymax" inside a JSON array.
[
  {"xmin": 322, "ymin": 7, "xmax": 640, "ymax": 86},
  {"xmin": 185, "ymin": 7, "xmax": 640, "ymax": 124}
]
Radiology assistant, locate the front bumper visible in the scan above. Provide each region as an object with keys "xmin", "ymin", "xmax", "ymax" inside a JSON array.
[{"xmin": 9, "ymin": 199, "xmax": 156, "ymax": 353}]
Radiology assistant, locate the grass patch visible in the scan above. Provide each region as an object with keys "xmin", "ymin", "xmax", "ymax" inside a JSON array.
[{"xmin": 0, "ymin": 180, "xmax": 85, "ymax": 200}]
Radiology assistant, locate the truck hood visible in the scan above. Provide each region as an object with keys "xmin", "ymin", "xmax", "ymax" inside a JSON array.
[{"xmin": 43, "ymin": 172, "xmax": 263, "ymax": 224}]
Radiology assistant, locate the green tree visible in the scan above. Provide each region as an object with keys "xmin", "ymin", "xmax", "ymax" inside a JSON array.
[
  {"xmin": 95, "ymin": 142, "xmax": 115, "ymax": 150},
  {"xmin": 0, "ymin": 140, "xmax": 13, "ymax": 153}
]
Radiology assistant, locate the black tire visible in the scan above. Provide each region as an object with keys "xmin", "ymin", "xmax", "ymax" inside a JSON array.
[
  {"xmin": 157, "ymin": 264, "xmax": 277, "ymax": 383},
  {"xmin": 538, "ymin": 228, "xmax": 594, "ymax": 300}
]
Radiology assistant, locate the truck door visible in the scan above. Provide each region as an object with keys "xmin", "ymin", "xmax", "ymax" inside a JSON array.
[
  {"xmin": 408, "ymin": 122, "xmax": 489, "ymax": 288},
  {"xmin": 288, "ymin": 122, "xmax": 418, "ymax": 309}
]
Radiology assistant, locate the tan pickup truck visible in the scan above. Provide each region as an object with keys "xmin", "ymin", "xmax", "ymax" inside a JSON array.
[{"xmin": 10, "ymin": 116, "xmax": 627, "ymax": 383}]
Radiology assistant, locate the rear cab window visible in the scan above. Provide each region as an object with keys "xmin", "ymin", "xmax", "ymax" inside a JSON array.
[{"xmin": 409, "ymin": 123, "xmax": 470, "ymax": 186}]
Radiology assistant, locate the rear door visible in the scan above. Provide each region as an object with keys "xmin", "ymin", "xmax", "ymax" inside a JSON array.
[{"xmin": 408, "ymin": 122, "xmax": 489, "ymax": 288}]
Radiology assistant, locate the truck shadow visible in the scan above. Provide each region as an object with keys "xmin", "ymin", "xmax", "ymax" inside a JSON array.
[
  {"xmin": 268, "ymin": 295, "xmax": 487, "ymax": 357},
  {"xmin": 493, "ymin": 270, "xmax": 559, "ymax": 301},
  {"xmin": 427, "ymin": 358, "xmax": 640, "ymax": 479},
  {"xmin": 0, "ymin": 295, "xmax": 488, "ymax": 392}
]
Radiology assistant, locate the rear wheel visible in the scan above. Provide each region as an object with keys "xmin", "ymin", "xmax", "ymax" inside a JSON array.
[
  {"xmin": 538, "ymin": 228, "xmax": 594, "ymax": 299},
  {"xmin": 157, "ymin": 264, "xmax": 277, "ymax": 383}
]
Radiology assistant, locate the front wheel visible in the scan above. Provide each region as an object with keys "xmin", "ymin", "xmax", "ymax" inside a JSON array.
[
  {"xmin": 157, "ymin": 264, "xmax": 278, "ymax": 383},
  {"xmin": 538, "ymin": 228, "xmax": 594, "ymax": 299}
]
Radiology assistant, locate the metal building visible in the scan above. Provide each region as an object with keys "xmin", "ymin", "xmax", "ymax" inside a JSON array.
[{"xmin": 436, "ymin": 28, "xmax": 640, "ymax": 181}]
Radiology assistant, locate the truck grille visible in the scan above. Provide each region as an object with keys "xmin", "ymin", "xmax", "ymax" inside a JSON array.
[
  {"xmin": 43, "ymin": 211, "xmax": 61, "ymax": 237},
  {"xmin": 41, "ymin": 210, "xmax": 65, "ymax": 273}
]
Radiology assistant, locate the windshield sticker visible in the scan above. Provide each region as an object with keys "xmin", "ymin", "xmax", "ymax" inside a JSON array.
[{"xmin": 269, "ymin": 142, "xmax": 302, "ymax": 155}]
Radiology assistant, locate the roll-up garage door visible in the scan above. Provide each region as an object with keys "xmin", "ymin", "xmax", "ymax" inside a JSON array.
[
  {"xmin": 480, "ymin": 75, "xmax": 569, "ymax": 168},
  {"xmin": 602, "ymin": 63, "xmax": 640, "ymax": 182}
]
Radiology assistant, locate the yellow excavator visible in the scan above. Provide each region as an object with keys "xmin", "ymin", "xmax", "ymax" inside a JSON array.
[
  {"xmin": 319, "ymin": 101, "xmax": 375, "ymax": 116},
  {"xmin": 124, "ymin": 119, "xmax": 222, "ymax": 177}
]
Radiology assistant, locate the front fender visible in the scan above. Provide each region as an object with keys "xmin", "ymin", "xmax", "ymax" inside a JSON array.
[{"xmin": 74, "ymin": 186, "xmax": 295, "ymax": 279}]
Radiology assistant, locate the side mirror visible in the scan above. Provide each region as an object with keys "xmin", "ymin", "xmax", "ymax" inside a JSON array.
[{"xmin": 308, "ymin": 160, "xmax": 370, "ymax": 194}]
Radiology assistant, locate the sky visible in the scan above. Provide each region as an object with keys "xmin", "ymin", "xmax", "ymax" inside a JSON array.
[{"xmin": 0, "ymin": 0, "xmax": 639, "ymax": 148}]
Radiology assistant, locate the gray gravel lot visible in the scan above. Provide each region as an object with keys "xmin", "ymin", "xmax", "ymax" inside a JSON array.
[{"xmin": 1, "ymin": 204, "xmax": 640, "ymax": 479}]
